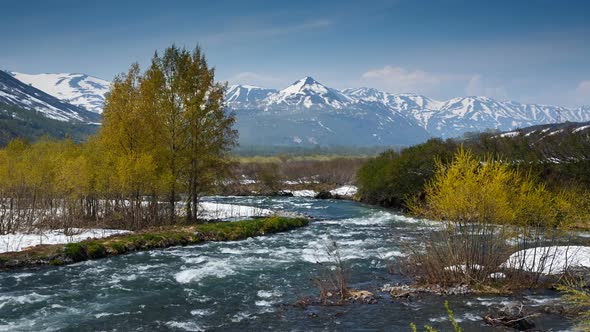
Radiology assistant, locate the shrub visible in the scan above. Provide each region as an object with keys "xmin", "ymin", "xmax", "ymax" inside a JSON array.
[
  {"xmin": 410, "ymin": 147, "xmax": 582, "ymax": 227},
  {"xmin": 406, "ymin": 147, "xmax": 587, "ymax": 287},
  {"xmin": 108, "ymin": 242, "xmax": 127, "ymax": 254},
  {"xmin": 313, "ymin": 241, "xmax": 350, "ymax": 304},
  {"xmin": 557, "ymin": 279, "xmax": 590, "ymax": 331},
  {"xmin": 357, "ymin": 138, "xmax": 456, "ymax": 208},
  {"xmin": 86, "ymin": 242, "xmax": 107, "ymax": 259},
  {"xmin": 49, "ymin": 258, "xmax": 65, "ymax": 266},
  {"xmin": 410, "ymin": 301, "xmax": 462, "ymax": 332},
  {"xmin": 63, "ymin": 243, "xmax": 87, "ymax": 262}
]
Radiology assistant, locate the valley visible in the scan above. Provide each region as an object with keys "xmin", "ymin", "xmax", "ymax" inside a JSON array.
[{"xmin": 1, "ymin": 2, "xmax": 590, "ymax": 330}]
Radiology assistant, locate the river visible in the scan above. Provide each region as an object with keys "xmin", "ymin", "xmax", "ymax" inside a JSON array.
[{"xmin": 0, "ymin": 196, "xmax": 575, "ymax": 331}]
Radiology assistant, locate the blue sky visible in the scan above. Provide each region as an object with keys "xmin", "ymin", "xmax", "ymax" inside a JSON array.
[{"xmin": 1, "ymin": 0, "xmax": 589, "ymax": 106}]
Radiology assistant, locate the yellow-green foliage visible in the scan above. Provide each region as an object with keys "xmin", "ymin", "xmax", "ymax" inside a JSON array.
[
  {"xmin": 557, "ymin": 280, "xmax": 590, "ymax": 331},
  {"xmin": 0, "ymin": 45, "xmax": 238, "ymax": 231},
  {"xmin": 445, "ymin": 300, "xmax": 462, "ymax": 332},
  {"xmin": 410, "ymin": 301, "xmax": 462, "ymax": 332},
  {"xmin": 410, "ymin": 146, "xmax": 585, "ymax": 227}
]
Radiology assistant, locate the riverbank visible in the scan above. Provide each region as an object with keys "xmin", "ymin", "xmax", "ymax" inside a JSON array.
[
  {"xmin": 0, "ymin": 216, "xmax": 309, "ymax": 271},
  {"xmin": 0, "ymin": 196, "xmax": 577, "ymax": 331}
]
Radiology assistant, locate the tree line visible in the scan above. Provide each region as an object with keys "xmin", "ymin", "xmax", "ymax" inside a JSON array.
[
  {"xmin": 376, "ymin": 134, "xmax": 590, "ymax": 290},
  {"xmin": 357, "ymin": 127, "xmax": 590, "ymax": 215},
  {"xmin": 0, "ymin": 45, "xmax": 237, "ymax": 234}
]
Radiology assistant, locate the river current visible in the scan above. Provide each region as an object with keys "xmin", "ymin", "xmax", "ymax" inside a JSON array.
[{"xmin": 0, "ymin": 196, "xmax": 574, "ymax": 331}]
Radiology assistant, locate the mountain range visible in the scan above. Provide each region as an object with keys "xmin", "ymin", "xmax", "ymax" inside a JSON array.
[
  {"xmin": 11, "ymin": 72, "xmax": 109, "ymax": 114},
  {"xmin": 226, "ymin": 77, "xmax": 590, "ymax": 145},
  {"xmin": 2, "ymin": 70, "xmax": 589, "ymax": 146},
  {"xmin": 0, "ymin": 70, "xmax": 100, "ymax": 144},
  {"xmin": 0, "ymin": 70, "xmax": 100, "ymax": 123}
]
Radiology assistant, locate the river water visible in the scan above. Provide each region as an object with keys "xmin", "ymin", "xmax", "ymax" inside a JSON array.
[{"xmin": 0, "ymin": 196, "xmax": 575, "ymax": 331}]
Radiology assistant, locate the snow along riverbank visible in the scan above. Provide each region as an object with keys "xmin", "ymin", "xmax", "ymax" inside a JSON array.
[
  {"xmin": 502, "ymin": 246, "xmax": 590, "ymax": 274},
  {"xmin": 0, "ymin": 229, "xmax": 131, "ymax": 254},
  {"xmin": 0, "ymin": 202, "xmax": 276, "ymax": 253}
]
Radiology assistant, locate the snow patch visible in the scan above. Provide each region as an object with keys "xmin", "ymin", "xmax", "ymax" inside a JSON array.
[
  {"xmin": 291, "ymin": 190, "xmax": 317, "ymax": 197},
  {"xmin": 502, "ymin": 246, "xmax": 590, "ymax": 275},
  {"xmin": 0, "ymin": 228, "xmax": 131, "ymax": 253},
  {"xmin": 330, "ymin": 185, "xmax": 358, "ymax": 196},
  {"xmin": 197, "ymin": 202, "xmax": 273, "ymax": 220}
]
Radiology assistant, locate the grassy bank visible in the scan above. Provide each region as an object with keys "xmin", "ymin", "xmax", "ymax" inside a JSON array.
[{"xmin": 0, "ymin": 216, "xmax": 309, "ymax": 271}]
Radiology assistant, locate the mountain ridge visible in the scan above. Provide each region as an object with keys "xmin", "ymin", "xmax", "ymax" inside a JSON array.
[
  {"xmin": 0, "ymin": 70, "xmax": 101, "ymax": 123},
  {"xmin": 5, "ymin": 71, "xmax": 590, "ymax": 146},
  {"xmin": 226, "ymin": 78, "xmax": 590, "ymax": 140},
  {"xmin": 10, "ymin": 71, "xmax": 109, "ymax": 114}
]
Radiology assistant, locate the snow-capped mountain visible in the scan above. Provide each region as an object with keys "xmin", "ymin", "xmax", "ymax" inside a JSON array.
[
  {"xmin": 341, "ymin": 87, "xmax": 386, "ymax": 103},
  {"xmin": 264, "ymin": 77, "xmax": 352, "ymax": 110},
  {"xmin": 3, "ymin": 69, "xmax": 589, "ymax": 147},
  {"xmin": 414, "ymin": 96, "xmax": 590, "ymax": 138},
  {"xmin": 227, "ymin": 77, "xmax": 590, "ymax": 146},
  {"xmin": 11, "ymin": 72, "xmax": 109, "ymax": 114},
  {"xmin": 498, "ymin": 120, "xmax": 590, "ymax": 139},
  {"xmin": 229, "ymin": 77, "xmax": 431, "ymax": 146},
  {"xmin": 0, "ymin": 70, "xmax": 100, "ymax": 123},
  {"xmin": 226, "ymin": 85, "xmax": 276, "ymax": 109},
  {"xmin": 339, "ymin": 88, "xmax": 590, "ymax": 138}
]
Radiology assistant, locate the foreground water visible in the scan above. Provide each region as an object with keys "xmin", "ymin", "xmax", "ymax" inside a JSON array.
[{"xmin": 0, "ymin": 197, "xmax": 575, "ymax": 331}]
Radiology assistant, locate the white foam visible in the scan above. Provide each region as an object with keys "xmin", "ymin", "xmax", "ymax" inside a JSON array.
[
  {"xmin": 254, "ymin": 300, "xmax": 273, "ymax": 307},
  {"xmin": 166, "ymin": 321, "xmax": 205, "ymax": 331},
  {"xmin": 94, "ymin": 311, "xmax": 133, "ymax": 319},
  {"xmin": 175, "ymin": 260, "xmax": 236, "ymax": 284},
  {"xmin": 0, "ymin": 293, "xmax": 51, "ymax": 309},
  {"xmin": 190, "ymin": 309, "xmax": 213, "ymax": 317},
  {"xmin": 230, "ymin": 312, "xmax": 252, "ymax": 323}
]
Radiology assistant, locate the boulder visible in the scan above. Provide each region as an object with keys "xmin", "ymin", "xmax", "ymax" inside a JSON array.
[
  {"xmin": 347, "ymin": 290, "xmax": 377, "ymax": 304},
  {"xmin": 483, "ymin": 302, "xmax": 537, "ymax": 331},
  {"xmin": 314, "ymin": 191, "xmax": 333, "ymax": 199}
]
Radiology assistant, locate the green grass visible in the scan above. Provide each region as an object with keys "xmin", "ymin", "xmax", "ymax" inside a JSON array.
[
  {"xmin": 196, "ymin": 216, "xmax": 309, "ymax": 240},
  {"xmin": 63, "ymin": 243, "xmax": 86, "ymax": 262},
  {"xmin": 0, "ymin": 216, "xmax": 309, "ymax": 270}
]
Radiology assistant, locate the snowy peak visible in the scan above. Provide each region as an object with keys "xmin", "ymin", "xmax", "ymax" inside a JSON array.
[
  {"xmin": 266, "ymin": 76, "xmax": 350, "ymax": 109},
  {"xmin": 225, "ymin": 85, "xmax": 276, "ymax": 108},
  {"xmin": 342, "ymin": 87, "xmax": 385, "ymax": 102},
  {"xmin": 226, "ymin": 77, "xmax": 590, "ymax": 140},
  {"xmin": 283, "ymin": 76, "xmax": 327, "ymax": 94},
  {"xmin": 0, "ymin": 70, "xmax": 100, "ymax": 123},
  {"xmin": 342, "ymin": 88, "xmax": 441, "ymax": 111},
  {"xmin": 425, "ymin": 96, "xmax": 590, "ymax": 137},
  {"xmin": 439, "ymin": 96, "xmax": 503, "ymax": 117},
  {"xmin": 11, "ymin": 72, "xmax": 109, "ymax": 114}
]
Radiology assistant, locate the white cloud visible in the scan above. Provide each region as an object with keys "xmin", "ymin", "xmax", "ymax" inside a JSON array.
[
  {"xmin": 358, "ymin": 66, "xmax": 519, "ymax": 102},
  {"xmin": 359, "ymin": 66, "xmax": 458, "ymax": 94},
  {"xmin": 226, "ymin": 72, "xmax": 285, "ymax": 88},
  {"xmin": 574, "ymin": 80, "xmax": 590, "ymax": 105},
  {"xmin": 465, "ymin": 75, "xmax": 508, "ymax": 100}
]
